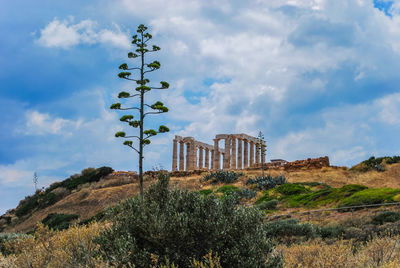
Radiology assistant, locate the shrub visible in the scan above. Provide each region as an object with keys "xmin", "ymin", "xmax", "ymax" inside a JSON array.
[
  {"xmin": 246, "ymin": 174, "xmax": 287, "ymax": 190},
  {"xmin": 202, "ymin": 170, "xmax": 241, "ymax": 184},
  {"xmin": 316, "ymin": 225, "xmax": 345, "ymax": 239},
  {"xmin": 265, "ymin": 219, "xmax": 316, "ymax": 240},
  {"xmin": 276, "ymin": 184, "xmax": 309, "ymax": 195},
  {"xmin": 240, "ymin": 188, "xmax": 257, "ymax": 199},
  {"xmin": 97, "ymin": 174, "xmax": 282, "ymax": 267},
  {"xmin": 199, "ymin": 189, "xmax": 213, "ymax": 196},
  {"xmin": 258, "ymin": 199, "xmax": 279, "ymax": 210},
  {"xmin": 41, "ymin": 213, "xmax": 79, "ymax": 230},
  {"xmin": 0, "ymin": 233, "xmax": 27, "ymax": 255},
  {"xmin": 372, "ymin": 211, "xmax": 400, "ymax": 225}
]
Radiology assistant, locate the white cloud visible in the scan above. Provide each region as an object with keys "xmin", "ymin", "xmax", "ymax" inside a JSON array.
[
  {"xmin": 37, "ymin": 18, "xmax": 130, "ymax": 49},
  {"xmin": 24, "ymin": 110, "xmax": 82, "ymax": 135}
]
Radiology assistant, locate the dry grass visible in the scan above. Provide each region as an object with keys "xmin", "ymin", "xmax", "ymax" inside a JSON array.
[{"xmin": 280, "ymin": 235, "xmax": 400, "ymax": 268}]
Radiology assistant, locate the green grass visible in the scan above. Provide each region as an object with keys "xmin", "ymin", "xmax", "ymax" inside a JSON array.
[
  {"xmin": 216, "ymin": 185, "xmax": 240, "ymax": 195},
  {"xmin": 199, "ymin": 189, "xmax": 213, "ymax": 196},
  {"xmin": 338, "ymin": 188, "xmax": 400, "ymax": 207}
]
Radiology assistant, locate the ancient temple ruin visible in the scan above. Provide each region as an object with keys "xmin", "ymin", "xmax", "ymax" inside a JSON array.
[{"xmin": 171, "ymin": 134, "xmax": 266, "ymax": 171}]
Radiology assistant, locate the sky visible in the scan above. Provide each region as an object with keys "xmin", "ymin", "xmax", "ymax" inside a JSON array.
[{"xmin": 1, "ymin": 0, "xmax": 400, "ymax": 215}]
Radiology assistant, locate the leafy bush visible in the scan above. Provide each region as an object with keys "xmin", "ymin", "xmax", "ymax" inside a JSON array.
[
  {"xmin": 246, "ymin": 174, "xmax": 287, "ymax": 190},
  {"xmin": 265, "ymin": 219, "xmax": 316, "ymax": 240},
  {"xmin": 350, "ymin": 156, "xmax": 400, "ymax": 172},
  {"xmin": 276, "ymin": 184, "xmax": 309, "ymax": 195},
  {"xmin": 258, "ymin": 199, "xmax": 279, "ymax": 210},
  {"xmin": 202, "ymin": 170, "xmax": 241, "ymax": 184},
  {"xmin": 240, "ymin": 188, "xmax": 257, "ymax": 199},
  {"xmin": 0, "ymin": 233, "xmax": 27, "ymax": 255},
  {"xmin": 316, "ymin": 225, "xmax": 345, "ymax": 239},
  {"xmin": 41, "ymin": 213, "xmax": 79, "ymax": 230},
  {"xmin": 338, "ymin": 188, "xmax": 400, "ymax": 208},
  {"xmin": 372, "ymin": 211, "xmax": 400, "ymax": 225},
  {"xmin": 199, "ymin": 189, "xmax": 213, "ymax": 196},
  {"xmin": 97, "ymin": 174, "xmax": 282, "ymax": 267}
]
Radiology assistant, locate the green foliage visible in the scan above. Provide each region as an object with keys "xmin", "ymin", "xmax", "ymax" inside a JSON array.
[
  {"xmin": 97, "ymin": 174, "xmax": 281, "ymax": 267},
  {"xmin": 0, "ymin": 233, "xmax": 28, "ymax": 255},
  {"xmin": 120, "ymin": 115, "xmax": 133, "ymax": 122},
  {"xmin": 118, "ymin": 91, "xmax": 130, "ymax": 98},
  {"xmin": 41, "ymin": 213, "xmax": 78, "ymax": 231},
  {"xmin": 246, "ymin": 174, "xmax": 287, "ymax": 190},
  {"xmin": 202, "ymin": 170, "xmax": 241, "ymax": 184},
  {"xmin": 15, "ymin": 167, "xmax": 113, "ymax": 217},
  {"xmin": 338, "ymin": 188, "xmax": 400, "ymax": 208},
  {"xmin": 316, "ymin": 225, "xmax": 345, "ymax": 239},
  {"xmin": 276, "ymin": 184, "xmax": 310, "ymax": 195},
  {"xmin": 257, "ymin": 199, "xmax": 279, "ymax": 210},
  {"xmin": 372, "ymin": 211, "xmax": 400, "ymax": 225},
  {"xmin": 199, "ymin": 189, "xmax": 213, "ymax": 196},
  {"xmin": 351, "ymin": 156, "xmax": 400, "ymax": 172},
  {"xmin": 115, "ymin": 131, "xmax": 126, "ymax": 137},
  {"xmin": 240, "ymin": 188, "xmax": 257, "ymax": 199},
  {"xmin": 216, "ymin": 185, "xmax": 240, "ymax": 195},
  {"xmin": 255, "ymin": 192, "xmax": 273, "ymax": 205},
  {"xmin": 265, "ymin": 219, "xmax": 316, "ymax": 240}
]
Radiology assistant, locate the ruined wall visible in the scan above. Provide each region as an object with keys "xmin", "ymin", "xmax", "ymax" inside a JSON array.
[{"xmin": 283, "ymin": 156, "xmax": 330, "ymax": 171}]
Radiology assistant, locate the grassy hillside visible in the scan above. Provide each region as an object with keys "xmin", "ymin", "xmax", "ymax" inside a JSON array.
[{"xmin": 2, "ymin": 161, "xmax": 400, "ymax": 233}]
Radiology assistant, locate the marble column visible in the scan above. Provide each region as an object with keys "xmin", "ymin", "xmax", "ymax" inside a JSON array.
[
  {"xmin": 199, "ymin": 147, "xmax": 204, "ymax": 169},
  {"xmin": 261, "ymin": 141, "xmax": 266, "ymax": 164},
  {"xmin": 231, "ymin": 137, "xmax": 236, "ymax": 169},
  {"xmin": 214, "ymin": 139, "xmax": 220, "ymax": 170},
  {"xmin": 192, "ymin": 142, "xmax": 197, "ymax": 170},
  {"xmin": 243, "ymin": 139, "xmax": 248, "ymax": 168},
  {"xmin": 172, "ymin": 139, "xmax": 178, "ymax": 171},
  {"xmin": 179, "ymin": 141, "xmax": 184, "ymax": 171},
  {"xmin": 205, "ymin": 148, "xmax": 210, "ymax": 169},
  {"xmin": 237, "ymin": 139, "xmax": 243, "ymax": 169},
  {"xmin": 211, "ymin": 149, "xmax": 215, "ymax": 169},
  {"xmin": 186, "ymin": 142, "xmax": 191, "ymax": 170},
  {"xmin": 223, "ymin": 138, "xmax": 231, "ymax": 169},
  {"xmin": 250, "ymin": 141, "xmax": 254, "ymax": 167}
]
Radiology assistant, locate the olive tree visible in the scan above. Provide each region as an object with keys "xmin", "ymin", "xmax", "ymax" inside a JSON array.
[{"xmin": 110, "ymin": 24, "xmax": 169, "ymax": 197}]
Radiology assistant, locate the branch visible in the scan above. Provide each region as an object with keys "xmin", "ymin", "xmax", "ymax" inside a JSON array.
[
  {"xmin": 144, "ymin": 134, "xmax": 156, "ymax": 140},
  {"xmin": 123, "ymin": 135, "xmax": 140, "ymax": 140},
  {"xmin": 127, "ymin": 145, "xmax": 140, "ymax": 154},
  {"xmin": 119, "ymin": 107, "xmax": 140, "ymax": 111},
  {"xmin": 144, "ymin": 111, "xmax": 164, "ymax": 117},
  {"xmin": 143, "ymin": 68, "xmax": 157, "ymax": 74}
]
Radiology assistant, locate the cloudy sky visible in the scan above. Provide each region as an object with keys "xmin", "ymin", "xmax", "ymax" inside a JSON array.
[{"xmin": 1, "ymin": 0, "xmax": 400, "ymax": 214}]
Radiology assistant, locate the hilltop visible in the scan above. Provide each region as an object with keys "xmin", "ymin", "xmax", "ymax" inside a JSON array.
[{"xmin": 1, "ymin": 156, "xmax": 400, "ymax": 233}]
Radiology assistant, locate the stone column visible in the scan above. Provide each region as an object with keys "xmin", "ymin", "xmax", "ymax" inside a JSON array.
[
  {"xmin": 231, "ymin": 137, "xmax": 236, "ymax": 169},
  {"xmin": 213, "ymin": 139, "xmax": 220, "ymax": 170},
  {"xmin": 237, "ymin": 139, "xmax": 243, "ymax": 169},
  {"xmin": 250, "ymin": 141, "xmax": 254, "ymax": 167},
  {"xmin": 223, "ymin": 138, "xmax": 231, "ymax": 169},
  {"xmin": 199, "ymin": 147, "xmax": 204, "ymax": 169},
  {"xmin": 179, "ymin": 141, "xmax": 184, "ymax": 171},
  {"xmin": 261, "ymin": 141, "xmax": 266, "ymax": 165},
  {"xmin": 172, "ymin": 139, "xmax": 178, "ymax": 171},
  {"xmin": 243, "ymin": 139, "xmax": 248, "ymax": 168},
  {"xmin": 205, "ymin": 148, "xmax": 210, "ymax": 169},
  {"xmin": 211, "ymin": 149, "xmax": 215, "ymax": 169},
  {"xmin": 186, "ymin": 142, "xmax": 191, "ymax": 170},
  {"xmin": 192, "ymin": 142, "xmax": 198, "ymax": 170}
]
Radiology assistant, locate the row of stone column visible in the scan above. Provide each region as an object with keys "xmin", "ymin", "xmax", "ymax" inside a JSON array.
[
  {"xmin": 213, "ymin": 137, "xmax": 265, "ymax": 170},
  {"xmin": 172, "ymin": 139, "xmax": 215, "ymax": 171}
]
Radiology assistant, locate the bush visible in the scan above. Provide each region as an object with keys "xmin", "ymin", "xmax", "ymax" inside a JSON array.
[
  {"xmin": 316, "ymin": 225, "xmax": 345, "ymax": 239},
  {"xmin": 246, "ymin": 174, "xmax": 287, "ymax": 190},
  {"xmin": 0, "ymin": 233, "xmax": 27, "ymax": 255},
  {"xmin": 97, "ymin": 174, "xmax": 282, "ymax": 267},
  {"xmin": 372, "ymin": 211, "xmax": 400, "ymax": 225},
  {"xmin": 240, "ymin": 188, "xmax": 257, "ymax": 199},
  {"xmin": 258, "ymin": 199, "xmax": 279, "ymax": 210},
  {"xmin": 265, "ymin": 219, "xmax": 316, "ymax": 240},
  {"xmin": 202, "ymin": 170, "xmax": 241, "ymax": 184},
  {"xmin": 276, "ymin": 184, "xmax": 309, "ymax": 195},
  {"xmin": 199, "ymin": 189, "xmax": 213, "ymax": 196},
  {"xmin": 41, "ymin": 213, "xmax": 79, "ymax": 230}
]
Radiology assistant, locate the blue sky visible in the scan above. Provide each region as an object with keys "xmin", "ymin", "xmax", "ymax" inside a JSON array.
[{"xmin": 1, "ymin": 0, "xmax": 400, "ymax": 215}]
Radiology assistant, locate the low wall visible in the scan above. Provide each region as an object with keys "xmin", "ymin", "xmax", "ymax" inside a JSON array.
[{"xmin": 283, "ymin": 156, "xmax": 330, "ymax": 171}]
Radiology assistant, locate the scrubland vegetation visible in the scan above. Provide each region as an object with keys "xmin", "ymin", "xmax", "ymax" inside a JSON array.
[{"xmin": 1, "ymin": 157, "xmax": 400, "ymax": 267}]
